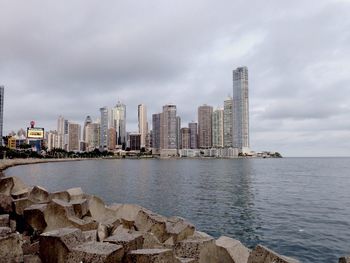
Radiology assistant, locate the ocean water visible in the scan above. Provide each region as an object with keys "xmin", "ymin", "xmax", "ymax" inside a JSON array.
[{"xmin": 5, "ymin": 157, "xmax": 350, "ymax": 262}]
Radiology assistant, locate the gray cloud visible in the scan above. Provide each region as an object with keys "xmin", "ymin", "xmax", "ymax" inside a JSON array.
[{"xmin": 1, "ymin": 0, "xmax": 350, "ymax": 156}]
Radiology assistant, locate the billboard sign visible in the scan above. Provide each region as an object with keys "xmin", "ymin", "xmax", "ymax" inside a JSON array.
[{"xmin": 27, "ymin": 127, "xmax": 44, "ymax": 139}]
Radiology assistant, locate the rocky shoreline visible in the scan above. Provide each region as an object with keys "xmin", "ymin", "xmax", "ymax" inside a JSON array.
[{"xmin": 0, "ymin": 159, "xmax": 335, "ymax": 262}]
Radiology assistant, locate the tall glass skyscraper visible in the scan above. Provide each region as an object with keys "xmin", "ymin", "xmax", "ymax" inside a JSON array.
[
  {"xmin": 233, "ymin": 66, "xmax": 250, "ymax": 153},
  {"xmin": 111, "ymin": 101, "xmax": 126, "ymax": 148},
  {"xmin": 99, "ymin": 106, "xmax": 109, "ymax": 150},
  {"xmin": 0, "ymin": 86, "xmax": 4, "ymax": 146}
]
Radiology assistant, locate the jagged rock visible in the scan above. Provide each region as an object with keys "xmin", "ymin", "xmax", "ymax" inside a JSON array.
[
  {"xmin": 39, "ymin": 227, "xmax": 85, "ymax": 263},
  {"xmin": 0, "ymin": 214, "xmax": 9, "ymax": 227},
  {"xmin": 66, "ymin": 241, "xmax": 124, "ymax": 263},
  {"xmin": 110, "ymin": 203, "xmax": 143, "ymax": 221},
  {"xmin": 43, "ymin": 199, "xmax": 75, "ymax": 232},
  {"xmin": 97, "ymin": 223, "xmax": 109, "ymax": 241},
  {"xmin": 83, "ymin": 230, "xmax": 98, "ymax": 242},
  {"xmin": 50, "ymin": 191, "xmax": 70, "ymax": 202},
  {"xmin": 0, "ymin": 226, "xmax": 12, "ymax": 236},
  {"xmin": 121, "ymin": 218, "xmax": 135, "ymax": 230},
  {"xmin": 0, "ymin": 232, "xmax": 23, "ymax": 262},
  {"xmin": 12, "ymin": 188, "xmax": 30, "ymax": 199},
  {"xmin": 142, "ymin": 232, "xmax": 164, "ymax": 249},
  {"xmin": 67, "ymin": 187, "xmax": 84, "ymax": 201},
  {"xmin": 166, "ymin": 216, "xmax": 195, "ymax": 243},
  {"xmin": 67, "ymin": 215, "xmax": 99, "ymax": 231},
  {"xmin": 216, "ymin": 236, "xmax": 250, "ymax": 263},
  {"xmin": 70, "ymin": 198, "xmax": 88, "ymax": 218},
  {"xmin": 126, "ymin": 248, "xmax": 177, "ymax": 263},
  {"xmin": 10, "ymin": 219, "xmax": 17, "ymax": 232},
  {"xmin": 248, "ymin": 245, "xmax": 299, "ymax": 263},
  {"xmin": 339, "ymin": 257, "xmax": 350, "ymax": 263},
  {"xmin": 104, "ymin": 231, "xmax": 144, "ymax": 253},
  {"xmin": 0, "ymin": 176, "xmax": 27, "ymax": 196},
  {"xmin": 24, "ymin": 204, "xmax": 47, "ymax": 232},
  {"xmin": 28, "ymin": 186, "xmax": 51, "ymax": 204},
  {"xmin": 134, "ymin": 209, "xmax": 168, "ymax": 242},
  {"xmin": 23, "ymin": 254, "xmax": 42, "ymax": 263},
  {"xmin": 174, "ymin": 231, "xmax": 218, "ymax": 263},
  {"xmin": 88, "ymin": 195, "xmax": 118, "ymax": 222},
  {"xmin": 0, "ymin": 193, "xmax": 13, "ymax": 213},
  {"xmin": 14, "ymin": 197, "xmax": 35, "ymax": 215}
]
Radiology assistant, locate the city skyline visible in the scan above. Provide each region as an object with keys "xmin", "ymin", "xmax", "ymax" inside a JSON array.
[{"xmin": 1, "ymin": 1, "xmax": 350, "ymax": 157}]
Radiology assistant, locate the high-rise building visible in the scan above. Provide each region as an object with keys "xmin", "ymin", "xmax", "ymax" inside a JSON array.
[
  {"xmin": 46, "ymin": 130, "xmax": 59, "ymax": 151},
  {"xmin": 180, "ymin": 128, "xmax": 190, "ymax": 149},
  {"xmin": 152, "ymin": 113, "xmax": 161, "ymax": 153},
  {"xmin": 233, "ymin": 66, "xmax": 250, "ymax": 153},
  {"xmin": 188, "ymin": 122, "xmax": 198, "ymax": 149},
  {"xmin": 111, "ymin": 101, "xmax": 126, "ymax": 148},
  {"xmin": 68, "ymin": 123, "xmax": 81, "ymax": 152},
  {"xmin": 160, "ymin": 104, "xmax": 177, "ymax": 150},
  {"xmin": 176, "ymin": 116, "xmax": 181, "ymax": 149},
  {"xmin": 108, "ymin": 127, "xmax": 117, "ymax": 151},
  {"xmin": 86, "ymin": 122, "xmax": 100, "ymax": 152},
  {"xmin": 100, "ymin": 106, "xmax": 109, "ymax": 150},
  {"xmin": 129, "ymin": 133, "xmax": 141, "ymax": 150},
  {"xmin": 57, "ymin": 116, "xmax": 67, "ymax": 149},
  {"xmin": 212, "ymin": 108, "xmax": 224, "ymax": 148},
  {"xmin": 138, "ymin": 104, "xmax": 148, "ymax": 148},
  {"xmin": 0, "ymin": 86, "xmax": 4, "ymax": 146},
  {"xmin": 223, "ymin": 97, "xmax": 233, "ymax": 147},
  {"xmin": 83, "ymin": 116, "xmax": 92, "ymax": 143},
  {"xmin": 198, "ymin": 105, "xmax": 213, "ymax": 148}
]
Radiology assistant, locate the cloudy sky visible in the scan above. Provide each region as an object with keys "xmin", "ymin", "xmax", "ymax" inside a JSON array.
[{"xmin": 1, "ymin": 0, "xmax": 350, "ymax": 157}]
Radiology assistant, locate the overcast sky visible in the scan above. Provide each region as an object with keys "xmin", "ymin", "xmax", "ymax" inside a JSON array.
[{"xmin": 1, "ymin": 0, "xmax": 350, "ymax": 157}]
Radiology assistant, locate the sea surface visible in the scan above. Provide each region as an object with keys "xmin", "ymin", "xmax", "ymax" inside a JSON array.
[{"xmin": 5, "ymin": 157, "xmax": 350, "ymax": 262}]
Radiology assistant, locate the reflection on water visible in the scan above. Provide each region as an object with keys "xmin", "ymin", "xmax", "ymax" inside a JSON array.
[{"xmin": 5, "ymin": 158, "xmax": 350, "ymax": 263}]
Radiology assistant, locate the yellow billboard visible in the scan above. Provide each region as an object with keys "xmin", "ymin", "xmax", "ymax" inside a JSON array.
[{"xmin": 27, "ymin": 128, "xmax": 44, "ymax": 139}]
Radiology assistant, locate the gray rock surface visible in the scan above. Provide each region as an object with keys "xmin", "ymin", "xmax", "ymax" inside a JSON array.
[
  {"xmin": 0, "ymin": 232, "xmax": 23, "ymax": 262},
  {"xmin": 104, "ymin": 230, "xmax": 144, "ymax": 253},
  {"xmin": 216, "ymin": 236, "xmax": 250, "ymax": 263},
  {"xmin": 248, "ymin": 245, "xmax": 299, "ymax": 263},
  {"xmin": 126, "ymin": 248, "xmax": 176, "ymax": 263}
]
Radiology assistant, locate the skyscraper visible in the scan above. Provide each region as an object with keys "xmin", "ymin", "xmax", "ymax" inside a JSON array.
[
  {"xmin": 188, "ymin": 122, "xmax": 198, "ymax": 149},
  {"xmin": 138, "ymin": 104, "xmax": 148, "ymax": 148},
  {"xmin": 111, "ymin": 101, "xmax": 126, "ymax": 148},
  {"xmin": 83, "ymin": 116, "xmax": 92, "ymax": 143},
  {"xmin": 68, "ymin": 123, "xmax": 81, "ymax": 152},
  {"xmin": 86, "ymin": 122, "xmax": 100, "ymax": 152},
  {"xmin": 152, "ymin": 113, "xmax": 161, "ymax": 153},
  {"xmin": 160, "ymin": 104, "xmax": 177, "ymax": 150},
  {"xmin": 180, "ymin": 127, "xmax": 190, "ymax": 149},
  {"xmin": 212, "ymin": 107, "xmax": 224, "ymax": 148},
  {"xmin": 233, "ymin": 66, "xmax": 250, "ymax": 153},
  {"xmin": 198, "ymin": 105, "xmax": 213, "ymax": 148},
  {"xmin": 100, "ymin": 106, "xmax": 109, "ymax": 150},
  {"xmin": 176, "ymin": 116, "xmax": 181, "ymax": 149},
  {"xmin": 223, "ymin": 97, "xmax": 233, "ymax": 147},
  {"xmin": 0, "ymin": 86, "xmax": 4, "ymax": 146}
]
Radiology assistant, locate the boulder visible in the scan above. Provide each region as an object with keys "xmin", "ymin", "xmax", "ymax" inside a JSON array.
[
  {"xmin": 174, "ymin": 231, "xmax": 218, "ymax": 263},
  {"xmin": 43, "ymin": 199, "xmax": 76, "ymax": 231},
  {"xmin": 66, "ymin": 187, "xmax": 84, "ymax": 201},
  {"xmin": 0, "ymin": 232, "xmax": 23, "ymax": 262},
  {"xmin": 0, "ymin": 193, "xmax": 13, "ymax": 213},
  {"xmin": 142, "ymin": 232, "xmax": 164, "ymax": 249},
  {"xmin": 216, "ymin": 236, "xmax": 250, "ymax": 263},
  {"xmin": 88, "ymin": 195, "xmax": 118, "ymax": 222},
  {"xmin": 104, "ymin": 231, "xmax": 144, "ymax": 253},
  {"xmin": 22, "ymin": 239, "xmax": 40, "ymax": 255},
  {"xmin": 0, "ymin": 213, "xmax": 9, "ymax": 227},
  {"xmin": 39, "ymin": 227, "xmax": 85, "ymax": 263},
  {"xmin": 126, "ymin": 248, "xmax": 177, "ymax": 263},
  {"xmin": 134, "ymin": 209, "xmax": 168, "ymax": 242},
  {"xmin": 66, "ymin": 241, "xmax": 124, "ymax": 263},
  {"xmin": 12, "ymin": 188, "xmax": 30, "ymax": 199},
  {"xmin": 109, "ymin": 203, "xmax": 143, "ymax": 221},
  {"xmin": 176, "ymin": 257, "xmax": 196, "ymax": 263},
  {"xmin": 28, "ymin": 186, "xmax": 50, "ymax": 204},
  {"xmin": 83, "ymin": 230, "xmax": 98, "ymax": 242},
  {"xmin": 50, "ymin": 191, "xmax": 70, "ymax": 202},
  {"xmin": 24, "ymin": 204, "xmax": 48, "ymax": 232},
  {"xmin": 0, "ymin": 176, "xmax": 27, "ymax": 196},
  {"xmin": 97, "ymin": 223, "xmax": 109, "ymax": 241},
  {"xmin": 340, "ymin": 257, "xmax": 350, "ymax": 263},
  {"xmin": 248, "ymin": 245, "xmax": 299, "ymax": 263},
  {"xmin": 67, "ymin": 216, "xmax": 99, "ymax": 231},
  {"xmin": 0, "ymin": 226, "xmax": 12, "ymax": 237},
  {"xmin": 14, "ymin": 197, "xmax": 35, "ymax": 215},
  {"xmin": 24, "ymin": 254, "xmax": 42, "ymax": 263},
  {"xmin": 70, "ymin": 198, "xmax": 89, "ymax": 218},
  {"xmin": 166, "ymin": 216, "xmax": 195, "ymax": 243}
]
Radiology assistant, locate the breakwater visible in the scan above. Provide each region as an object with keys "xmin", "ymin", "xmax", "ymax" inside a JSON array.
[{"xmin": 0, "ymin": 159, "xmax": 304, "ymax": 262}]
